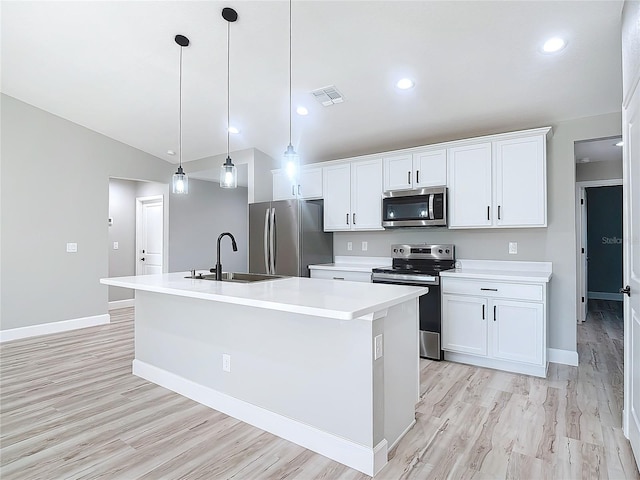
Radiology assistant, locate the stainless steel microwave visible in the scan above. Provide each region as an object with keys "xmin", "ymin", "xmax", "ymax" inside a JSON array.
[{"xmin": 382, "ymin": 187, "xmax": 447, "ymax": 228}]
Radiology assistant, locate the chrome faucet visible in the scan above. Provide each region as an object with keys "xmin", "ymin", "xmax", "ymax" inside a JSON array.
[{"xmin": 213, "ymin": 232, "xmax": 238, "ymax": 281}]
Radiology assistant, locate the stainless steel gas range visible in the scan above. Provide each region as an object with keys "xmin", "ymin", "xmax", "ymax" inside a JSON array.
[{"xmin": 371, "ymin": 244, "xmax": 455, "ymax": 360}]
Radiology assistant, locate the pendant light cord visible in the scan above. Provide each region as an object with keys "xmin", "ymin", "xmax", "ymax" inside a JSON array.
[
  {"xmin": 227, "ymin": 20, "xmax": 230, "ymax": 158},
  {"xmin": 288, "ymin": 0, "xmax": 292, "ymax": 145},
  {"xmin": 179, "ymin": 45, "xmax": 183, "ymax": 169}
]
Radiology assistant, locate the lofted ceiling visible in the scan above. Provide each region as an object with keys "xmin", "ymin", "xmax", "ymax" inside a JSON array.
[{"xmin": 1, "ymin": 1, "xmax": 624, "ymax": 169}]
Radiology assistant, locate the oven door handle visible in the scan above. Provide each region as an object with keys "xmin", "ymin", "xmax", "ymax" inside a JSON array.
[{"xmin": 372, "ymin": 273, "xmax": 439, "ymax": 284}]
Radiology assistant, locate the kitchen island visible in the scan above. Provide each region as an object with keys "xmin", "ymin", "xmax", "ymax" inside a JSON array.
[{"xmin": 100, "ymin": 272, "xmax": 427, "ymax": 476}]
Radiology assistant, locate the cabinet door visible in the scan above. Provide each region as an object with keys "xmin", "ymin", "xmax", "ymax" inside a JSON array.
[
  {"xmin": 322, "ymin": 163, "xmax": 352, "ymax": 231},
  {"xmin": 273, "ymin": 171, "xmax": 296, "ymax": 201},
  {"xmin": 491, "ymin": 300, "xmax": 544, "ymax": 365},
  {"xmin": 494, "ymin": 135, "xmax": 546, "ymax": 227},
  {"xmin": 447, "ymin": 143, "xmax": 492, "ymax": 227},
  {"xmin": 298, "ymin": 167, "xmax": 323, "ymax": 199},
  {"xmin": 352, "ymin": 158, "xmax": 384, "ymax": 230},
  {"xmin": 383, "ymin": 154, "xmax": 413, "ymax": 191},
  {"xmin": 413, "ymin": 149, "xmax": 447, "ymax": 187},
  {"xmin": 442, "ymin": 294, "xmax": 488, "ymax": 356}
]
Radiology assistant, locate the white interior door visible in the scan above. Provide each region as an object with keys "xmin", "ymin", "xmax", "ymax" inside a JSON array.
[
  {"xmin": 623, "ymin": 71, "xmax": 640, "ymax": 469},
  {"xmin": 136, "ymin": 196, "xmax": 163, "ymax": 275}
]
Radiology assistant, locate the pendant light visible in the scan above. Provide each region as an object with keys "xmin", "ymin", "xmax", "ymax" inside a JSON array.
[
  {"xmin": 172, "ymin": 34, "xmax": 190, "ymax": 195},
  {"xmin": 220, "ymin": 7, "xmax": 238, "ymax": 189},
  {"xmin": 283, "ymin": 0, "xmax": 299, "ymax": 180}
]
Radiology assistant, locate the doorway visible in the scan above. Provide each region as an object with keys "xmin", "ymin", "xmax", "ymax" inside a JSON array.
[
  {"xmin": 575, "ymin": 136, "xmax": 623, "ymax": 322},
  {"xmin": 136, "ymin": 195, "xmax": 164, "ymax": 275}
]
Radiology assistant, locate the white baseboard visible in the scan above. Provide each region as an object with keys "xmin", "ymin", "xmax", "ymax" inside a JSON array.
[
  {"xmin": 108, "ymin": 299, "xmax": 135, "ymax": 310},
  {"xmin": 133, "ymin": 359, "xmax": 386, "ymax": 476},
  {"xmin": 548, "ymin": 348, "xmax": 579, "ymax": 367},
  {"xmin": 588, "ymin": 291, "xmax": 624, "ymax": 301},
  {"xmin": 0, "ymin": 314, "xmax": 110, "ymax": 343}
]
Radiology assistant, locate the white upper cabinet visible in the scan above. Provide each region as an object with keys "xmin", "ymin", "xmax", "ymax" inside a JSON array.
[
  {"xmin": 448, "ymin": 130, "xmax": 548, "ymax": 229},
  {"xmin": 448, "ymin": 143, "xmax": 493, "ymax": 227},
  {"xmin": 494, "ymin": 135, "xmax": 546, "ymax": 227},
  {"xmin": 323, "ymin": 158, "xmax": 383, "ymax": 232},
  {"xmin": 272, "ymin": 166, "xmax": 323, "ymax": 201},
  {"xmin": 383, "ymin": 149, "xmax": 447, "ymax": 191}
]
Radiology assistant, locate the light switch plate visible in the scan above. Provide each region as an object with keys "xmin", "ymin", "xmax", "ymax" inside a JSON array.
[
  {"xmin": 509, "ymin": 242, "xmax": 518, "ymax": 254},
  {"xmin": 66, "ymin": 242, "xmax": 78, "ymax": 253},
  {"xmin": 362, "ymin": 241, "xmax": 368, "ymax": 251},
  {"xmin": 347, "ymin": 241, "xmax": 353, "ymax": 251},
  {"xmin": 374, "ymin": 334, "xmax": 383, "ymax": 360}
]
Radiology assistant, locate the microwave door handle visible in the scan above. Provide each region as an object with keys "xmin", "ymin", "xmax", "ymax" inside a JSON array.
[{"xmin": 428, "ymin": 194, "xmax": 435, "ymax": 220}]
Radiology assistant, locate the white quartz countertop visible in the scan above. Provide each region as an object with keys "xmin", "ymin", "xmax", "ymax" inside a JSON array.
[
  {"xmin": 101, "ymin": 272, "xmax": 426, "ymax": 321},
  {"xmin": 308, "ymin": 256, "xmax": 391, "ymax": 272},
  {"xmin": 439, "ymin": 259, "xmax": 552, "ymax": 283}
]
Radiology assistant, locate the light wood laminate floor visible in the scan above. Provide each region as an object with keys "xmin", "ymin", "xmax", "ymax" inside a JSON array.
[{"xmin": 1, "ymin": 301, "xmax": 638, "ymax": 479}]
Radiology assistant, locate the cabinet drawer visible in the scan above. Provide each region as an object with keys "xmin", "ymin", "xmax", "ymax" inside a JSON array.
[
  {"xmin": 310, "ymin": 269, "xmax": 372, "ymax": 283},
  {"xmin": 441, "ymin": 278, "xmax": 542, "ymax": 301}
]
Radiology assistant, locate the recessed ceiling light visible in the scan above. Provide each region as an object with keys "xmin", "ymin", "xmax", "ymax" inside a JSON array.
[
  {"xmin": 542, "ymin": 37, "xmax": 567, "ymax": 53},
  {"xmin": 296, "ymin": 106, "xmax": 308, "ymax": 116},
  {"xmin": 167, "ymin": 150, "xmax": 176, "ymax": 156},
  {"xmin": 615, "ymin": 141, "xmax": 624, "ymax": 147},
  {"xmin": 396, "ymin": 78, "xmax": 415, "ymax": 90},
  {"xmin": 228, "ymin": 126, "xmax": 240, "ymax": 134}
]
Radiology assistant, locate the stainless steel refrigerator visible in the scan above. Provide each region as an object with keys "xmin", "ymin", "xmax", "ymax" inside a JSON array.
[{"xmin": 249, "ymin": 199, "xmax": 333, "ymax": 277}]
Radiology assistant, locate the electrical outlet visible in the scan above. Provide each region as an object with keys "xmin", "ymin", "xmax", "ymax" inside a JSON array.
[
  {"xmin": 362, "ymin": 241, "xmax": 368, "ymax": 251},
  {"xmin": 66, "ymin": 242, "xmax": 78, "ymax": 253},
  {"xmin": 374, "ymin": 334, "xmax": 383, "ymax": 360},
  {"xmin": 113, "ymin": 242, "xmax": 119, "ymax": 250},
  {"xmin": 222, "ymin": 354, "xmax": 231, "ymax": 372},
  {"xmin": 347, "ymin": 241, "xmax": 353, "ymax": 251},
  {"xmin": 509, "ymin": 242, "xmax": 518, "ymax": 254}
]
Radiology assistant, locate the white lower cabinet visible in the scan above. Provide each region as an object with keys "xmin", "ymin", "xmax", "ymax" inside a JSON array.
[{"xmin": 441, "ymin": 276, "xmax": 548, "ymax": 377}]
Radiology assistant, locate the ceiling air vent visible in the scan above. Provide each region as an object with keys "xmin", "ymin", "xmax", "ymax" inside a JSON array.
[{"xmin": 311, "ymin": 85, "xmax": 344, "ymax": 106}]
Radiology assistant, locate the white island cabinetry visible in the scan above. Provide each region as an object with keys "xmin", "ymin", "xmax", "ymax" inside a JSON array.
[
  {"xmin": 100, "ymin": 272, "xmax": 423, "ymax": 476},
  {"xmin": 440, "ymin": 260, "xmax": 551, "ymax": 377}
]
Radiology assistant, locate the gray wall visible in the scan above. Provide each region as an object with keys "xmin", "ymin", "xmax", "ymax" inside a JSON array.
[
  {"xmin": 576, "ymin": 159, "xmax": 624, "ymax": 182},
  {"xmin": 332, "ymin": 112, "xmax": 622, "ymax": 353},
  {"xmin": 586, "ymin": 186, "xmax": 623, "ymax": 296},
  {"xmin": 168, "ymin": 178, "xmax": 248, "ymax": 273},
  {"xmin": 1, "ymin": 94, "xmax": 173, "ymax": 330},
  {"xmin": 108, "ymin": 179, "xmax": 137, "ymax": 302}
]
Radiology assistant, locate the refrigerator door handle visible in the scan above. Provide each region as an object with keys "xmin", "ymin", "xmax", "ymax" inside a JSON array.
[
  {"xmin": 264, "ymin": 208, "xmax": 270, "ymax": 274},
  {"xmin": 270, "ymin": 208, "xmax": 277, "ymax": 274}
]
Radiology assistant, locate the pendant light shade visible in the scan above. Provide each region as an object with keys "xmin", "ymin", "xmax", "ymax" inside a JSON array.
[
  {"xmin": 283, "ymin": 0, "xmax": 299, "ymax": 180},
  {"xmin": 172, "ymin": 34, "xmax": 190, "ymax": 195},
  {"xmin": 220, "ymin": 7, "xmax": 238, "ymax": 189},
  {"xmin": 220, "ymin": 156, "xmax": 237, "ymax": 189}
]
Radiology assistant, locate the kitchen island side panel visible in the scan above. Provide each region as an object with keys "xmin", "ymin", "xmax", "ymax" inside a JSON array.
[{"xmin": 134, "ymin": 290, "xmax": 377, "ymax": 447}]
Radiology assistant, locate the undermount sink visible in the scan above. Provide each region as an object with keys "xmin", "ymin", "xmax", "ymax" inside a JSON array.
[{"xmin": 187, "ymin": 272, "xmax": 285, "ymax": 283}]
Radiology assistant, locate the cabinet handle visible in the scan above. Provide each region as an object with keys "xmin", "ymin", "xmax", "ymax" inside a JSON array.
[
  {"xmin": 346, "ymin": 213, "xmax": 350, "ymax": 225},
  {"xmin": 498, "ymin": 205, "xmax": 501, "ymax": 220},
  {"xmin": 353, "ymin": 213, "xmax": 356, "ymax": 224},
  {"xmin": 298, "ymin": 185, "xmax": 301, "ymax": 196},
  {"xmin": 292, "ymin": 185, "xmax": 295, "ymax": 196},
  {"xmin": 482, "ymin": 304, "xmax": 485, "ymax": 320},
  {"xmin": 408, "ymin": 171, "xmax": 411, "ymax": 184},
  {"xmin": 480, "ymin": 288, "xmax": 498, "ymax": 291},
  {"xmin": 416, "ymin": 170, "xmax": 420, "ymax": 184},
  {"xmin": 487, "ymin": 206, "xmax": 490, "ymax": 220},
  {"xmin": 333, "ymin": 277, "xmax": 345, "ymax": 280},
  {"xmin": 493, "ymin": 305, "xmax": 497, "ymax": 321}
]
